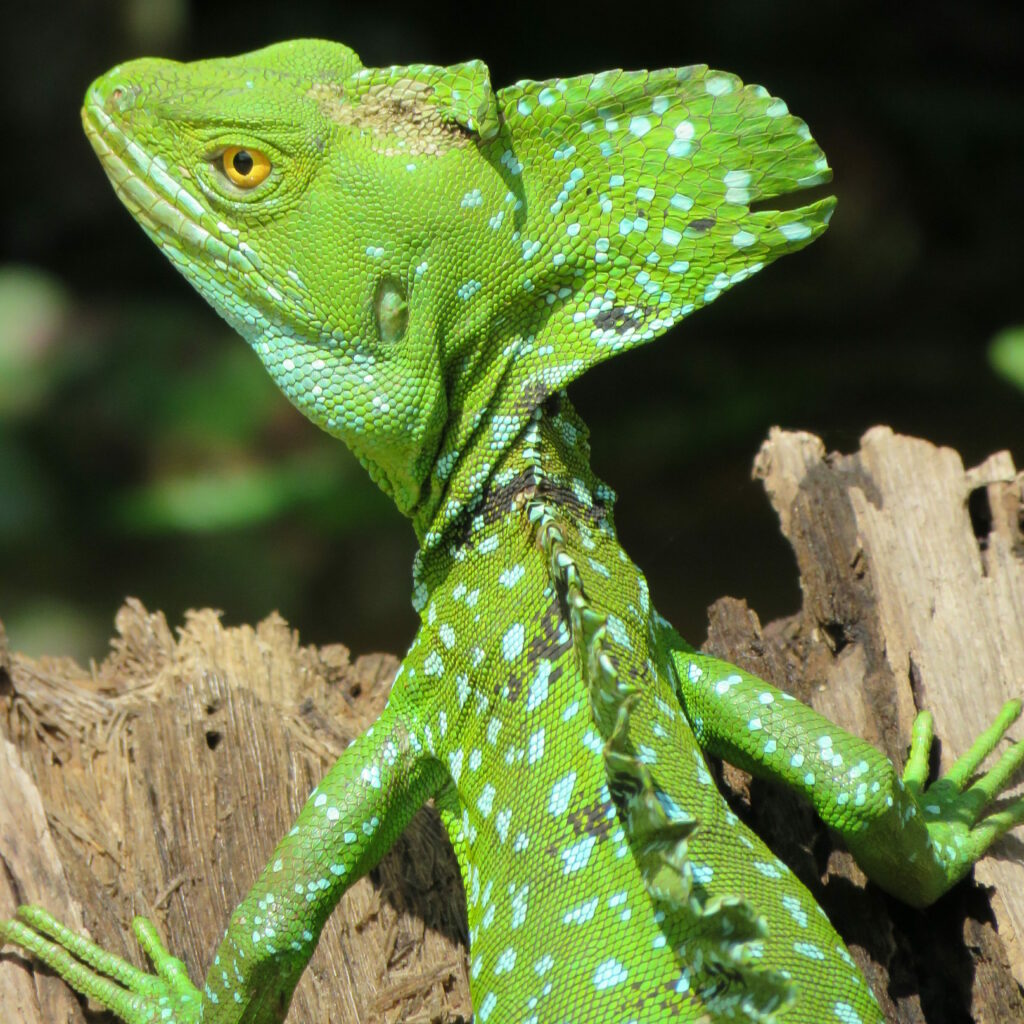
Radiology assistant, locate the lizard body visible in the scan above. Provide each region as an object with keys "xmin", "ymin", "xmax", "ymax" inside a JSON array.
[{"xmin": 3, "ymin": 38, "xmax": 1023, "ymax": 1024}]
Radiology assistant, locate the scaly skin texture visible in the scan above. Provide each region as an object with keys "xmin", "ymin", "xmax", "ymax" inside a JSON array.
[{"xmin": 3, "ymin": 38, "xmax": 1024, "ymax": 1024}]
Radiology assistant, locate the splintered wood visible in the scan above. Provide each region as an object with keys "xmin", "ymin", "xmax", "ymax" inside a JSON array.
[{"xmin": 2, "ymin": 427, "xmax": 1023, "ymax": 1024}]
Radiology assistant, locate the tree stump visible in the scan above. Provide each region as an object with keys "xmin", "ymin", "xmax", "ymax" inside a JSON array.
[{"xmin": 1, "ymin": 427, "xmax": 1022, "ymax": 1023}]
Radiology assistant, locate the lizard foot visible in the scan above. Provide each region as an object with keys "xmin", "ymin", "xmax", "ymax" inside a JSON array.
[
  {"xmin": 0, "ymin": 905, "xmax": 201, "ymax": 1023},
  {"xmin": 903, "ymin": 699, "xmax": 1024, "ymax": 876}
]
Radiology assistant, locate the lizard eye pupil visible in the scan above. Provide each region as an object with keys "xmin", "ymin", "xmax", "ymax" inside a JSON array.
[
  {"xmin": 221, "ymin": 146, "xmax": 272, "ymax": 189},
  {"xmin": 232, "ymin": 150, "xmax": 254, "ymax": 175}
]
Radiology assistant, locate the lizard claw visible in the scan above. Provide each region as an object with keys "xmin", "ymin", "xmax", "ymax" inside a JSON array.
[
  {"xmin": 902, "ymin": 699, "xmax": 1024, "ymax": 872},
  {"xmin": 1, "ymin": 905, "xmax": 202, "ymax": 1024}
]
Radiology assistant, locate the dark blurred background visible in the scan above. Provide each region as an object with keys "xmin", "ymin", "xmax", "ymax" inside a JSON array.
[{"xmin": 1, "ymin": 1, "xmax": 1022, "ymax": 662}]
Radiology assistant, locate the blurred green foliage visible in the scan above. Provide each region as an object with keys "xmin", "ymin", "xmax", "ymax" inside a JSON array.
[
  {"xmin": 0, "ymin": 269, "xmax": 70, "ymax": 419},
  {"xmin": 990, "ymin": 328, "xmax": 1024, "ymax": 394},
  {"xmin": 0, "ymin": 263, "xmax": 407, "ymax": 661}
]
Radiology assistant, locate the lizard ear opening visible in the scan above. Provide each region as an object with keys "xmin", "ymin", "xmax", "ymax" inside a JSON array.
[
  {"xmin": 375, "ymin": 277, "xmax": 409, "ymax": 344},
  {"xmin": 340, "ymin": 58, "xmax": 501, "ymax": 140}
]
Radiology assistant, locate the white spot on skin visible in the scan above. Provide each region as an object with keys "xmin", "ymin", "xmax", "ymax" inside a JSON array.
[
  {"xmin": 448, "ymin": 749, "xmax": 463, "ymax": 783},
  {"xmin": 593, "ymin": 958, "xmax": 628, "ymax": 990},
  {"xmin": 833, "ymin": 1003, "xmax": 864, "ymax": 1024},
  {"xmin": 526, "ymin": 661, "xmax": 552, "ymax": 711},
  {"xmin": 705, "ymin": 75, "xmax": 734, "ymax": 96},
  {"xmin": 510, "ymin": 884, "xmax": 529, "ymax": 928},
  {"xmin": 477, "ymin": 783, "xmax": 496, "ymax": 817},
  {"xmin": 528, "ymin": 728, "xmax": 545, "ymax": 764},
  {"xmin": 782, "ymin": 894, "xmax": 808, "ymax": 929},
  {"xmin": 548, "ymin": 772, "xmax": 577, "ymax": 816},
  {"xmin": 500, "ymin": 564, "xmax": 526, "ymax": 588},
  {"xmin": 477, "ymin": 991, "xmax": 497, "ymax": 1020},
  {"xmin": 779, "ymin": 222, "xmax": 813, "ymax": 241},
  {"xmin": 501, "ymin": 623, "xmax": 525, "ymax": 660},
  {"xmin": 562, "ymin": 835, "xmax": 596, "ymax": 873},
  {"xmin": 794, "ymin": 941, "xmax": 826, "ymax": 961},
  {"xmin": 629, "ymin": 115, "xmax": 652, "ymax": 137},
  {"xmin": 495, "ymin": 808, "xmax": 512, "ymax": 842},
  {"xmin": 494, "ymin": 947, "xmax": 517, "ymax": 974},
  {"xmin": 564, "ymin": 897, "xmax": 598, "ymax": 924}
]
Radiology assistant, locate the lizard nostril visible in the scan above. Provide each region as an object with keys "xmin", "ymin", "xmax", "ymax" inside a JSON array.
[{"xmin": 104, "ymin": 82, "xmax": 138, "ymax": 113}]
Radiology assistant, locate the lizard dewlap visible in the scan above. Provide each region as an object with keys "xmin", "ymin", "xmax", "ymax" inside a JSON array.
[{"xmin": 2, "ymin": 37, "xmax": 1023, "ymax": 1024}]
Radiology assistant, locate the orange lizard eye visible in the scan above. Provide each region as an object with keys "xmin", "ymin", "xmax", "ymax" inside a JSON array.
[{"xmin": 222, "ymin": 146, "xmax": 271, "ymax": 188}]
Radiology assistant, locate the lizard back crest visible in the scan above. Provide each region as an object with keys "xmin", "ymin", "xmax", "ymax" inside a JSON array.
[{"xmin": 417, "ymin": 63, "xmax": 834, "ymax": 544}]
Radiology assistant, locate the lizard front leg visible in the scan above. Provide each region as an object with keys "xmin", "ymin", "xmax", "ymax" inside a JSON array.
[
  {"xmin": 665, "ymin": 630, "xmax": 1024, "ymax": 907},
  {"xmin": 0, "ymin": 653, "xmax": 447, "ymax": 1024}
]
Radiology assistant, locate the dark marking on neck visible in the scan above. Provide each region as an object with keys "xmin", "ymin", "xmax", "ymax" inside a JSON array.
[{"xmin": 686, "ymin": 215, "xmax": 717, "ymax": 232}]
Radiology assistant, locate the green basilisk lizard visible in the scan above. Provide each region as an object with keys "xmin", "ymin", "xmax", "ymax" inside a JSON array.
[{"xmin": 3, "ymin": 38, "xmax": 1023, "ymax": 1024}]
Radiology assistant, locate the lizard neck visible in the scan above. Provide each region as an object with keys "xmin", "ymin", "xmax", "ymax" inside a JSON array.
[{"xmin": 411, "ymin": 393, "xmax": 618, "ymax": 607}]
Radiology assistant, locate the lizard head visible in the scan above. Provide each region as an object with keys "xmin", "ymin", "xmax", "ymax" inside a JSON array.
[
  {"xmin": 82, "ymin": 38, "xmax": 506, "ymax": 517},
  {"xmin": 83, "ymin": 40, "xmax": 834, "ymax": 544}
]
